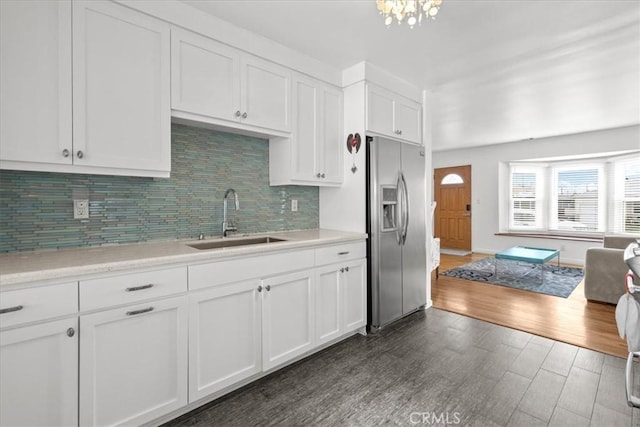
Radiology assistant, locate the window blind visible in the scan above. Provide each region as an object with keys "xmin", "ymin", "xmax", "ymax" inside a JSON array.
[
  {"xmin": 509, "ymin": 166, "xmax": 543, "ymax": 229},
  {"xmin": 551, "ymin": 165, "xmax": 602, "ymax": 232},
  {"xmin": 612, "ymin": 156, "xmax": 640, "ymax": 233}
]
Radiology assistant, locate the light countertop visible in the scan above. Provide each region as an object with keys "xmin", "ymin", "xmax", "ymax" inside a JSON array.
[{"xmin": 0, "ymin": 229, "xmax": 367, "ymax": 289}]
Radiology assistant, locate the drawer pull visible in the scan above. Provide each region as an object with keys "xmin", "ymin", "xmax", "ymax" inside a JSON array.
[
  {"xmin": 0, "ymin": 305, "xmax": 24, "ymax": 314},
  {"xmin": 125, "ymin": 284, "xmax": 154, "ymax": 292},
  {"xmin": 338, "ymin": 251, "xmax": 350, "ymax": 255},
  {"xmin": 126, "ymin": 307, "xmax": 154, "ymax": 316},
  {"xmin": 67, "ymin": 328, "xmax": 75, "ymax": 337}
]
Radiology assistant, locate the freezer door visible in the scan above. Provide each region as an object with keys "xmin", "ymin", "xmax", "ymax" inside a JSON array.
[
  {"xmin": 401, "ymin": 143, "xmax": 427, "ymax": 314},
  {"xmin": 368, "ymin": 137, "xmax": 403, "ymax": 327}
]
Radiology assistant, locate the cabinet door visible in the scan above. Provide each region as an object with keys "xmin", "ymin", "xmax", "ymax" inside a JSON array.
[
  {"xmin": 171, "ymin": 28, "xmax": 241, "ymax": 121},
  {"xmin": 0, "ymin": 318, "xmax": 78, "ymax": 427},
  {"xmin": 319, "ymin": 85, "xmax": 344, "ymax": 184},
  {"xmin": 188, "ymin": 281, "xmax": 261, "ymax": 402},
  {"xmin": 394, "ymin": 96, "xmax": 422, "ymax": 144},
  {"xmin": 79, "ymin": 296, "xmax": 188, "ymax": 426},
  {"xmin": 0, "ymin": 0, "xmax": 72, "ymax": 166},
  {"xmin": 241, "ymin": 56, "xmax": 291, "ymax": 132},
  {"xmin": 343, "ymin": 259, "xmax": 367, "ymax": 333},
  {"xmin": 315, "ymin": 265, "xmax": 341, "ymax": 345},
  {"xmin": 366, "ymin": 85, "xmax": 394, "ymax": 136},
  {"xmin": 262, "ymin": 270, "xmax": 314, "ymax": 370},
  {"xmin": 73, "ymin": 0, "xmax": 170, "ymax": 174},
  {"xmin": 291, "ymin": 76, "xmax": 319, "ymax": 181}
]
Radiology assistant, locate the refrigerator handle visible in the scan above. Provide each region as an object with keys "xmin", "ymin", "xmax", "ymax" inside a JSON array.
[
  {"xmin": 400, "ymin": 172, "xmax": 409, "ymax": 245},
  {"xmin": 395, "ymin": 173, "xmax": 403, "ymax": 245}
]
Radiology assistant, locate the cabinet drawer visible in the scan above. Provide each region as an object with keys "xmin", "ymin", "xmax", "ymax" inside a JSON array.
[
  {"xmin": 0, "ymin": 282, "xmax": 78, "ymax": 329},
  {"xmin": 80, "ymin": 267, "xmax": 187, "ymax": 311},
  {"xmin": 315, "ymin": 241, "xmax": 366, "ymax": 266},
  {"xmin": 189, "ymin": 249, "xmax": 315, "ymax": 290}
]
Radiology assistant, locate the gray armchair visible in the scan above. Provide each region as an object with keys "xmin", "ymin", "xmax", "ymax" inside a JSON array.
[{"xmin": 584, "ymin": 235, "xmax": 639, "ymax": 304}]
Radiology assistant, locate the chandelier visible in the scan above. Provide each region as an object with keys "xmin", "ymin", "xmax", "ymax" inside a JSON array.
[{"xmin": 376, "ymin": 0, "xmax": 443, "ymax": 28}]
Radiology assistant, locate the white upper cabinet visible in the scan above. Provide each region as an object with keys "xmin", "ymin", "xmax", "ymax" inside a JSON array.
[
  {"xmin": 171, "ymin": 28, "xmax": 291, "ymax": 135},
  {"xmin": 0, "ymin": 0, "xmax": 72, "ymax": 166},
  {"xmin": 73, "ymin": 0, "xmax": 171, "ymax": 175},
  {"xmin": 171, "ymin": 28, "xmax": 241, "ymax": 121},
  {"xmin": 366, "ymin": 83, "xmax": 422, "ymax": 144},
  {"xmin": 242, "ymin": 56, "xmax": 291, "ymax": 132},
  {"xmin": 0, "ymin": 0, "xmax": 171, "ymax": 177},
  {"xmin": 269, "ymin": 74, "xmax": 343, "ymax": 186}
]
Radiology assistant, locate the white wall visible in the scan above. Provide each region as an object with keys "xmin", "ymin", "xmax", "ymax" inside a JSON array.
[
  {"xmin": 432, "ymin": 125, "xmax": 640, "ymax": 265},
  {"xmin": 320, "ymin": 82, "xmax": 367, "ymax": 233}
]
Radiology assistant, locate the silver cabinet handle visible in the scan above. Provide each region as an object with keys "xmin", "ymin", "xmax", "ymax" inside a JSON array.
[
  {"xmin": 338, "ymin": 251, "xmax": 349, "ymax": 255},
  {"xmin": 76, "ymin": 150, "xmax": 84, "ymax": 159},
  {"xmin": 398, "ymin": 130, "xmax": 403, "ymax": 135},
  {"xmin": 265, "ymin": 285, "xmax": 271, "ymax": 291},
  {"xmin": 345, "ymin": 266, "xmax": 350, "ymax": 272},
  {"xmin": 321, "ymin": 173, "xmax": 325, "ymax": 178},
  {"xmin": 125, "ymin": 284, "xmax": 153, "ymax": 292},
  {"xmin": 62, "ymin": 149, "xmax": 70, "ymax": 158},
  {"xmin": 235, "ymin": 110, "xmax": 241, "ymax": 117},
  {"xmin": 126, "ymin": 307, "xmax": 154, "ymax": 316},
  {"xmin": 340, "ymin": 268, "xmax": 344, "ymax": 273},
  {"xmin": 0, "ymin": 305, "xmax": 23, "ymax": 314},
  {"xmin": 67, "ymin": 328, "xmax": 75, "ymax": 337},
  {"xmin": 316, "ymin": 173, "xmax": 321, "ymax": 178},
  {"xmin": 257, "ymin": 285, "xmax": 263, "ymax": 292},
  {"xmin": 242, "ymin": 112, "xmax": 248, "ymax": 119}
]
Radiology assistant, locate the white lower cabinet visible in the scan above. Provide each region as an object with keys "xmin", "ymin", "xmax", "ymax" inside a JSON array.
[
  {"xmin": 262, "ymin": 269, "xmax": 315, "ymax": 371},
  {"xmin": 0, "ymin": 317, "xmax": 78, "ymax": 427},
  {"xmin": 315, "ymin": 265, "xmax": 342, "ymax": 345},
  {"xmin": 316, "ymin": 258, "xmax": 367, "ymax": 346},
  {"xmin": 343, "ymin": 259, "xmax": 367, "ymax": 333},
  {"xmin": 188, "ymin": 280, "xmax": 262, "ymax": 402},
  {"xmin": 79, "ymin": 296, "xmax": 188, "ymax": 426}
]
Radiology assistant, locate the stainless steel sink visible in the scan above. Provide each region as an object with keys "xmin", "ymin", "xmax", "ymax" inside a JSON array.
[{"xmin": 187, "ymin": 236, "xmax": 287, "ymax": 250}]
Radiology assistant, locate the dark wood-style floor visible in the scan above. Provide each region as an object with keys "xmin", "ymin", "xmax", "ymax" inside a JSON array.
[
  {"xmin": 165, "ymin": 309, "xmax": 639, "ymax": 426},
  {"xmin": 432, "ymin": 253, "xmax": 629, "ymax": 358}
]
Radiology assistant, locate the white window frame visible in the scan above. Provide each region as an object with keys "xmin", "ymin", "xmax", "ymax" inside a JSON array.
[
  {"xmin": 508, "ymin": 164, "xmax": 545, "ymax": 231},
  {"xmin": 549, "ymin": 162, "xmax": 605, "ymax": 233},
  {"xmin": 505, "ymin": 153, "xmax": 640, "ymax": 237}
]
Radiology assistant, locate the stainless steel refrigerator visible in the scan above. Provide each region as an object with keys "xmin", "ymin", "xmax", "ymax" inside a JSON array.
[{"xmin": 366, "ymin": 136, "xmax": 427, "ymax": 329}]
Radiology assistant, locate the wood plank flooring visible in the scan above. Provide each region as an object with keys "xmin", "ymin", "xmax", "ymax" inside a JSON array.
[
  {"xmin": 432, "ymin": 253, "xmax": 629, "ymax": 358},
  {"xmin": 165, "ymin": 309, "xmax": 639, "ymax": 426}
]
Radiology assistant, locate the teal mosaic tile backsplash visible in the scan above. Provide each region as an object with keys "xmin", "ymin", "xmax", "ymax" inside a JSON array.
[{"xmin": 0, "ymin": 124, "xmax": 319, "ymax": 253}]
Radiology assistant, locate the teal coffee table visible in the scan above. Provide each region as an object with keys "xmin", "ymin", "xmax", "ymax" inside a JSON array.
[{"xmin": 494, "ymin": 246, "xmax": 560, "ymax": 284}]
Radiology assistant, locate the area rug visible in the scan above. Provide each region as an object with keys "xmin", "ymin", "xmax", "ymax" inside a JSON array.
[{"xmin": 441, "ymin": 257, "xmax": 583, "ymax": 298}]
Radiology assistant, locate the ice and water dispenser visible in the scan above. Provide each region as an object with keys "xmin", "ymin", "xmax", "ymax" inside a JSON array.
[{"xmin": 381, "ymin": 186, "xmax": 398, "ymax": 231}]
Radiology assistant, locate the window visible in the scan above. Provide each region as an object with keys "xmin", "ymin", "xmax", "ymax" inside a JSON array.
[
  {"xmin": 441, "ymin": 173, "xmax": 464, "ymax": 185},
  {"xmin": 550, "ymin": 164, "xmax": 603, "ymax": 232},
  {"xmin": 506, "ymin": 153, "xmax": 640, "ymax": 236},
  {"xmin": 509, "ymin": 166, "xmax": 544, "ymax": 229},
  {"xmin": 612, "ymin": 156, "xmax": 640, "ymax": 233}
]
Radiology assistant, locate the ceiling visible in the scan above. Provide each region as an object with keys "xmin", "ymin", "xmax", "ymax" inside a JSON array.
[{"xmin": 182, "ymin": 0, "xmax": 640, "ymax": 151}]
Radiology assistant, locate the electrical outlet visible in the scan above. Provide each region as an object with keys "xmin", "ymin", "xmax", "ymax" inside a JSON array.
[
  {"xmin": 291, "ymin": 199, "xmax": 298, "ymax": 212},
  {"xmin": 74, "ymin": 199, "xmax": 89, "ymax": 219}
]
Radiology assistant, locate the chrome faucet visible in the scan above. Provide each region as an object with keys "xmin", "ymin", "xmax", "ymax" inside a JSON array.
[{"xmin": 222, "ymin": 188, "xmax": 239, "ymax": 237}]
